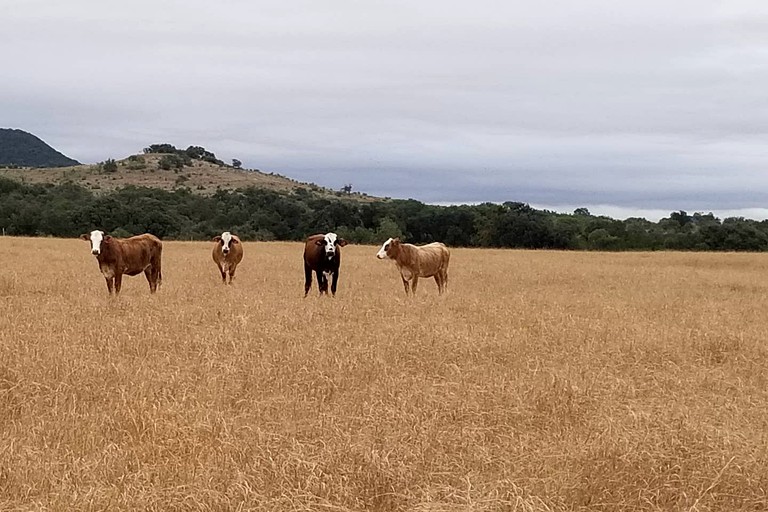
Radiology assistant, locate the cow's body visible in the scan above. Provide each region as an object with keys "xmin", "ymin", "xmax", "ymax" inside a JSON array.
[
  {"xmin": 303, "ymin": 233, "xmax": 348, "ymax": 296},
  {"xmin": 376, "ymin": 237, "xmax": 450, "ymax": 295},
  {"xmin": 212, "ymin": 232, "xmax": 243, "ymax": 284},
  {"xmin": 81, "ymin": 230, "xmax": 162, "ymax": 295}
]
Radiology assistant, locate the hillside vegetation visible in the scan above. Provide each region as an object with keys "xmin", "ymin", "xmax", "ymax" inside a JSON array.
[
  {"xmin": 1, "ymin": 239, "xmax": 767, "ymax": 510},
  {"xmin": 2, "ymin": 140, "xmax": 768, "ymax": 251},
  {"xmin": 0, "ymin": 151, "xmax": 364, "ymax": 199},
  {"xmin": 0, "ymin": 128, "xmax": 80, "ymax": 167},
  {"xmin": 2, "ymin": 176, "xmax": 768, "ymax": 251}
]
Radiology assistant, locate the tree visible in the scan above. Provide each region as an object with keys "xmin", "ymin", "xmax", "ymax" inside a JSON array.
[
  {"xmin": 143, "ymin": 144, "xmax": 178, "ymax": 154},
  {"xmin": 375, "ymin": 217, "xmax": 403, "ymax": 240},
  {"xmin": 101, "ymin": 158, "xmax": 118, "ymax": 173},
  {"xmin": 669, "ymin": 210, "xmax": 692, "ymax": 227},
  {"xmin": 232, "ymin": 159, "xmax": 242, "ymax": 169},
  {"xmin": 158, "ymin": 154, "xmax": 185, "ymax": 170}
]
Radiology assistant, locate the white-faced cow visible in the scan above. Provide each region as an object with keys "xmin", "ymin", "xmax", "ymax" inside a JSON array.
[
  {"xmin": 376, "ymin": 237, "xmax": 450, "ymax": 295},
  {"xmin": 303, "ymin": 232, "xmax": 348, "ymax": 297},
  {"xmin": 212, "ymin": 231, "xmax": 243, "ymax": 284},
  {"xmin": 80, "ymin": 230, "xmax": 163, "ymax": 295}
]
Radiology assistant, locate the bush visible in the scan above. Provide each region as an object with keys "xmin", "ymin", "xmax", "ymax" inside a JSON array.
[
  {"xmin": 110, "ymin": 227, "xmax": 132, "ymax": 238},
  {"xmin": 101, "ymin": 158, "xmax": 118, "ymax": 173},
  {"xmin": 158, "ymin": 154, "xmax": 188, "ymax": 171}
]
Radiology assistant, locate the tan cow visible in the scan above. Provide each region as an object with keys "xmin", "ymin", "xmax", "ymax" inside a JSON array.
[
  {"xmin": 80, "ymin": 230, "xmax": 163, "ymax": 295},
  {"xmin": 212, "ymin": 231, "xmax": 244, "ymax": 284},
  {"xmin": 376, "ymin": 237, "xmax": 450, "ymax": 295}
]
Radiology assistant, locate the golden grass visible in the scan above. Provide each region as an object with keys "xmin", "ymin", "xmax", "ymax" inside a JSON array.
[{"xmin": 1, "ymin": 237, "xmax": 768, "ymax": 511}]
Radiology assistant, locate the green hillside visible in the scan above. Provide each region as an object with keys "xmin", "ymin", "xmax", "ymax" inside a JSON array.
[{"xmin": 0, "ymin": 128, "xmax": 80, "ymax": 167}]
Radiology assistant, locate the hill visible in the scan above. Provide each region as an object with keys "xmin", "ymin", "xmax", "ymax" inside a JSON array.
[
  {"xmin": 0, "ymin": 152, "xmax": 372, "ymax": 201},
  {"xmin": 0, "ymin": 128, "xmax": 80, "ymax": 167}
]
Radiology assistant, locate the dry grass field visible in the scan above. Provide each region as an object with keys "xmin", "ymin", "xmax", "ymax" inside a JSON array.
[{"xmin": 1, "ymin": 237, "xmax": 768, "ymax": 511}]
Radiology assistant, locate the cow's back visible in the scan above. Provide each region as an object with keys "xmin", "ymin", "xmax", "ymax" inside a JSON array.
[
  {"xmin": 416, "ymin": 243, "xmax": 449, "ymax": 277},
  {"xmin": 119, "ymin": 234, "xmax": 162, "ymax": 274},
  {"xmin": 303, "ymin": 234, "xmax": 325, "ymax": 267}
]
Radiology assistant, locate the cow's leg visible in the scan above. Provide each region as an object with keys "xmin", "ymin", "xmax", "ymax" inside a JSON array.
[
  {"xmin": 105, "ymin": 277, "xmax": 114, "ymax": 295},
  {"xmin": 219, "ymin": 264, "xmax": 227, "ymax": 284},
  {"xmin": 153, "ymin": 265, "xmax": 162, "ymax": 292},
  {"xmin": 154, "ymin": 256, "xmax": 162, "ymax": 287},
  {"xmin": 411, "ymin": 276, "xmax": 419, "ymax": 295},
  {"xmin": 304, "ymin": 263, "xmax": 313, "ymax": 297},
  {"xmin": 316, "ymin": 270, "xmax": 328, "ymax": 295},
  {"xmin": 228, "ymin": 264, "xmax": 237, "ymax": 285},
  {"xmin": 434, "ymin": 274, "xmax": 442, "ymax": 294},
  {"xmin": 145, "ymin": 267, "xmax": 159, "ymax": 293},
  {"xmin": 330, "ymin": 271, "xmax": 339, "ymax": 296},
  {"xmin": 442, "ymin": 270, "xmax": 448, "ymax": 293},
  {"xmin": 114, "ymin": 273, "xmax": 123, "ymax": 295},
  {"xmin": 401, "ymin": 277, "xmax": 410, "ymax": 295}
]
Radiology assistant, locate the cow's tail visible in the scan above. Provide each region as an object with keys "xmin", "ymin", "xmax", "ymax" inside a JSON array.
[{"xmin": 156, "ymin": 242, "xmax": 163, "ymax": 287}]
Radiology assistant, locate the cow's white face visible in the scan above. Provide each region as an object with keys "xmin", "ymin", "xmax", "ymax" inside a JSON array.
[
  {"xmin": 323, "ymin": 232, "xmax": 338, "ymax": 259},
  {"xmin": 376, "ymin": 238, "xmax": 393, "ymax": 259},
  {"xmin": 220, "ymin": 231, "xmax": 233, "ymax": 255},
  {"xmin": 89, "ymin": 230, "xmax": 104, "ymax": 255}
]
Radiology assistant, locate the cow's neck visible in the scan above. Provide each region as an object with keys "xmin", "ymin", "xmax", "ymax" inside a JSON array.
[
  {"xmin": 394, "ymin": 244, "xmax": 417, "ymax": 267},
  {"xmin": 97, "ymin": 240, "xmax": 119, "ymax": 263}
]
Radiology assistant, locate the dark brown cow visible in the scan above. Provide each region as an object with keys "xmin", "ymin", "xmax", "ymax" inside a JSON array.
[
  {"xmin": 303, "ymin": 232, "xmax": 348, "ymax": 297},
  {"xmin": 212, "ymin": 231, "xmax": 244, "ymax": 284},
  {"xmin": 80, "ymin": 230, "xmax": 163, "ymax": 295},
  {"xmin": 376, "ymin": 237, "xmax": 450, "ymax": 295}
]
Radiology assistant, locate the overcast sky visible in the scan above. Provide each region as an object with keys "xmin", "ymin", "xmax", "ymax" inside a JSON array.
[{"xmin": 2, "ymin": 0, "xmax": 767, "ymax": 220}]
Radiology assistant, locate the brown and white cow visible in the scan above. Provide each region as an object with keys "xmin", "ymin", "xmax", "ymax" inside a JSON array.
[
  {"xmin": 376, "ymin": 237, "xmax": 450, "ymax": 295},
  {"xmin": 212, "ymin": 231, "xmax": 243, "ymax": 284},
  {"xmin": 303, "ymin": 232, "xmax": 348, "ymax": 297},
  {"xmin": 80, "ymin": 230, "xmax": 163, "ymax": 295}
]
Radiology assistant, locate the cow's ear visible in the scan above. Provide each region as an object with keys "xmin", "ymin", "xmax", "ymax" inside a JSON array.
[
  {"xmin": 337, "ymin": 238, "xmax": 348, "ymax": 247},
  {"xmin": 103, "ymin": 235, "xmax": 112, "ymax": 242},
  {"xmin": 80, "ymin": 233, "xmax": 90, "ymax": 241},
  {"xmin": 392, "ymin": 238, "xmax": 401, "ymax": 245},
  {"xmin": 315, "ymin": 239, "xmax": 324, "ymax": 246},
  {"xmin": 213, "ymin": 236, "xmax": 222, "ymax": 242}
]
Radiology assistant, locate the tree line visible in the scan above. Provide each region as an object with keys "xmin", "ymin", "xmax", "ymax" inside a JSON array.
[{"xmin": 2, "ymin": 177, "xmax": 768, "ymax": 251}]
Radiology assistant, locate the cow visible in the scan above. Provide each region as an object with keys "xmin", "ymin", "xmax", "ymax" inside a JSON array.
[
  {"xmin": 303, "ymin": 232, "xmax": 348, "ymax": 297},
  {"xmin": 80, "ymin": 230, "xmax": 163, "ymax": 295},
  {"xmin": 212, "ymin": 231, "xmax": 243, "ymax": 284},
  {"xmin": 376, "ymin": 237, "xmax": 450, "ymax": 295}
]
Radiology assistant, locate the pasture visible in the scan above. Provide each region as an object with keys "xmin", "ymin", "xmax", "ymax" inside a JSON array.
[{"xmin": 1, "ymin": 237, "xmax": 768, "ymax": 511}]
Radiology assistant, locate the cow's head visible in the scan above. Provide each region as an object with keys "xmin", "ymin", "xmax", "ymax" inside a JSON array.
[
  {"xmin": 80, "ymin": 230, "xmax": 111, "ymax": 256},
  {"xmin": 376, "ymin": 237, "xmax": 400, "ymax": 259},
  {"xmin": 315, "ymin": 232, "xmax": 347, "ymax": 260},
  {"xmin": 213, "ymin": 231, "xmax": 238, "ymax": 255}
]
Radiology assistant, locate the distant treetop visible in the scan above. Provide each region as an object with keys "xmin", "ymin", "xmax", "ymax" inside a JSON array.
[{"xmin": 143, "ymin": 143, "xmax": 225, "ymax": 166}]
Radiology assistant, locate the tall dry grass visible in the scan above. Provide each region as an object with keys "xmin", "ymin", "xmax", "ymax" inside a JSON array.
[{"xmin": 1, "ymin": 237, "xmax": 767, "ymax": 511}]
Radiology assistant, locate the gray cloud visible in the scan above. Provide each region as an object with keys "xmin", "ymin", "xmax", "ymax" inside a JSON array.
[{"xmin": 2, "ymin": 0, "xmax": 768, "ymax": 218}]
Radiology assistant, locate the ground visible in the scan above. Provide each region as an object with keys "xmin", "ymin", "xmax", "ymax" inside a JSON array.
[{"xmin": 1, "ymin": 238, "xmax": 767, "ymax": 511}]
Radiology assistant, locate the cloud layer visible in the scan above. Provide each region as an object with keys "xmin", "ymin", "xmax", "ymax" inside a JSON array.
[{"xmin": 2, "ymin": 0, "xmax": 767, "ymax": 217}]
